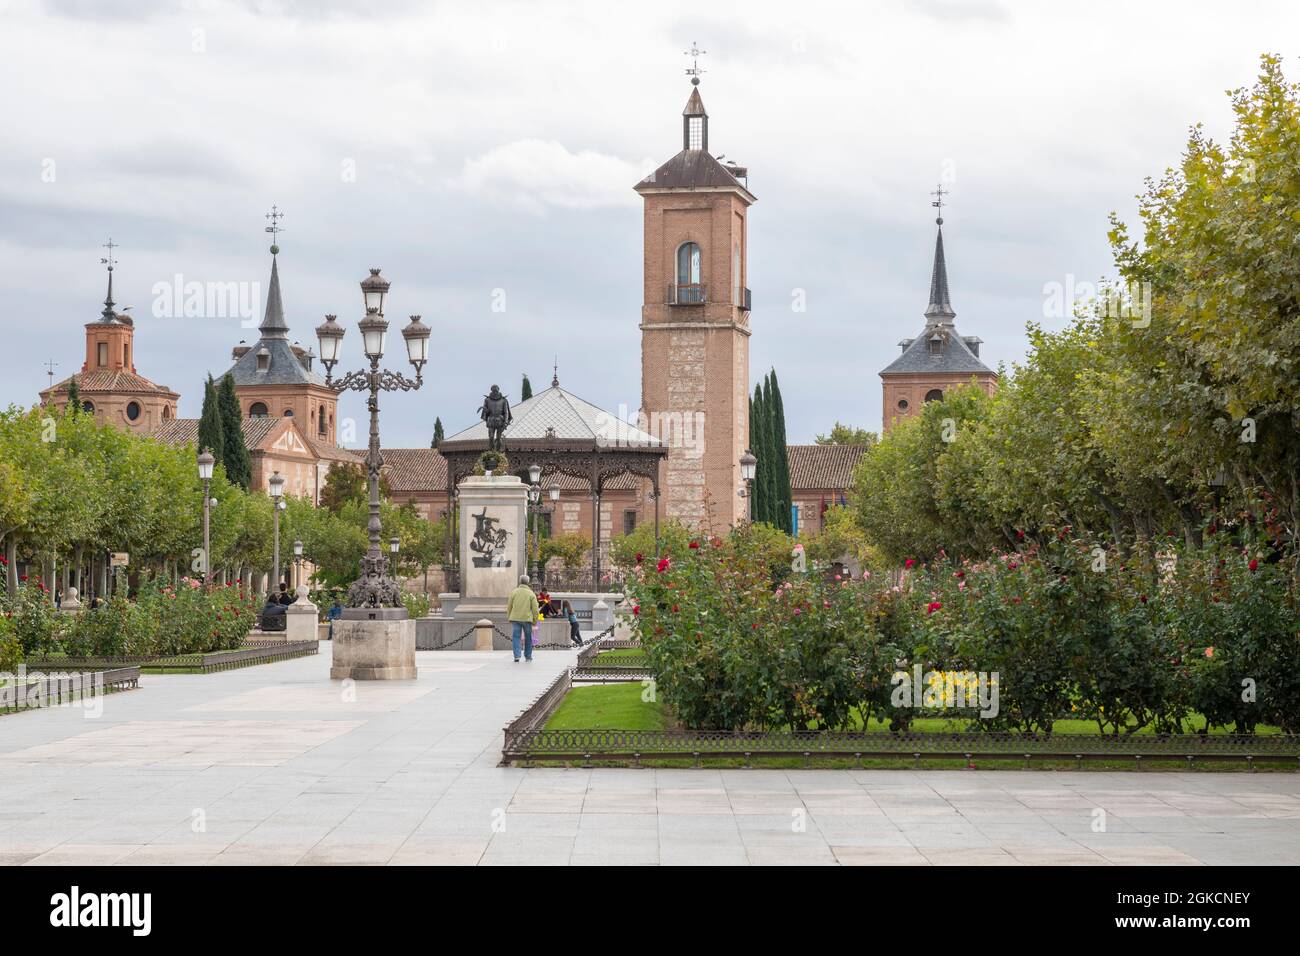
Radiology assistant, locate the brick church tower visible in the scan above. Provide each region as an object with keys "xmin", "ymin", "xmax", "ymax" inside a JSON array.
[
  {"xmin": 635, "ymin": 74, "xmax": 755, "ymax": 529},
  {"xmin": 40, "ymin": 244, "xmax": 179, "ymax": 433},
  {"xmin": 879, "ymin": 196, "xmax": 997, "ymax": 432}
]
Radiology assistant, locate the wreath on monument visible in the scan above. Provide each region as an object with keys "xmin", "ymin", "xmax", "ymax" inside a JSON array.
[{"xmin": 474, "ymin": 450, "xmax": 510, "ymax": 475}]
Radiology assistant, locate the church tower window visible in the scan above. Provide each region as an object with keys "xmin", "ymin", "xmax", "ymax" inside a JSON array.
[
  {"xmin": 677, "ymin": 242, "xmax": 701, "ymax": 285},
  {"xmin": 97, "ymin": 342, "xmax": 108, "ymax": 367},
  {"xmin": 249, "ymin": 402, "xmax": 269, "ymax": 417},
  {"xmin": 925, "ymin": 389, "xmax": 944, "ymax": 403}
]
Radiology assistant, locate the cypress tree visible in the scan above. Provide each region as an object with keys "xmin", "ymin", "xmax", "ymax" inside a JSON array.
[
  {"xmin": 753, "ymin": 378, "xmax": 774, "ymax": 524},
  {"xmin": 769, "ymin": 369, "xmax": 793, "ymax": 533},
  {"xmin": 521, "ymin": 374, "xmax": 533, "ymax": 401},
  {"xmin": 65, "ymin": 375, "xmax": 81, "ymax": 415},
  {"xmin": 198, "ymin": 375, "xmax": 225, "ymax": 469},
  {"xmin": 432, "ymin": 417, "xmax": 444, "ymax": 449},
  {"xmin": 217, "ymin": 374, "xmax": 251, "ymax": 489}
]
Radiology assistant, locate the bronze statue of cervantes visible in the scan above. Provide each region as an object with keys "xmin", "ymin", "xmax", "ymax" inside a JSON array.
[{"xmin": 478, "ymin": 384, "xmax": 511, "ymax": 451}]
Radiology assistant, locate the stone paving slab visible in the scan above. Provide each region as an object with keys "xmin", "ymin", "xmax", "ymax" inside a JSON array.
[{"xmin": 1, "ymin": 642, "xmax": 1299, "ymax": 866}]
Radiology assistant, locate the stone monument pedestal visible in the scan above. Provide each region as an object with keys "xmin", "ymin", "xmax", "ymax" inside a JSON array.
[
  {"xmin": 330, "ymin": 609, "xmax": 417, "ymax": 680},
  {"xmin": 284, "ymin": 586, "xmax": 318, "ymax": 644},
  {"xmin": 454, "ymin": 474, "xmax": 530, "ymax": 623}
]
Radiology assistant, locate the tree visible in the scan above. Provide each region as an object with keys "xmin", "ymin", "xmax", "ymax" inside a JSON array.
[
  {"xmin": 768, "ymin": 370, "xmax": 793, "ymax": 534},
  {"xmin": 750, "ymin": 381, "xmax": 771, "ymax": 523},
  {"xmin": 197, "ymin": 375, "xmax": 224, "ymax": 469},
  {"xmin": 65, "ymin": 376, "xmax": 81, "ymax": 415},
  {"xmin": 320, "ymin": 461, "xmax": 391, "ymax": 514},
  {"xmin": 217, "ymin": 374, "xmax": 251, "ymax": 490},
  {"xmin": 431, "ymin": 416, "xmax": 444, "ymax": 449},
  {"xmin": 521, "ymin": 374, "xmax": 533, "ymax": 401},
  {"xmin": 816, "ymin": 423, "xmax": 877, "ymax": 447}
]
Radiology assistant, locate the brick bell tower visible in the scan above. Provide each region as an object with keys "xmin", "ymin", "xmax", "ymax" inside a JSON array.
[{"xmin": 635, "ymin": 59, "xmax": 755, "ymax": 530}]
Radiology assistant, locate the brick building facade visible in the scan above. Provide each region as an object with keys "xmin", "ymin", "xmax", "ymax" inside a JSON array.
[{"xmin": 636, "ymin": 83, "xmax": 754, "ymax": 529}]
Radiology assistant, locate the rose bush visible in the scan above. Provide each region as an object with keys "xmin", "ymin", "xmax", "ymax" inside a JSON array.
[{"xmin": 626, "ymin": 527, "xmax": 1300, "ymax": 735}]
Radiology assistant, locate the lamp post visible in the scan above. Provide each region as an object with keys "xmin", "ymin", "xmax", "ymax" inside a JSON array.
[
  {"xmin": 197, "ymin": 449, "xmax": 215, "ymax": 584},
  {"xmin": 268, "ymin": 470, "xmax": 285, "ymax": 594},
  {"xmin": 739, "ymin": 449, "xmax": 757, "ymax": 524},
  {"xmin": 316, "ymin": 268, "xmax": 430, "ymax": 613},
  {"xmin": 293, "ymin": 539, "xmax": 303, "ymax": 592},
  {"xmin": 527, "ymin": 463, "xmax": 542, "ymax": 582}
]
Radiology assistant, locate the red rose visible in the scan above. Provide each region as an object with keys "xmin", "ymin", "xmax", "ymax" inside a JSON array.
[
  {"xmin": 955, "ymin": 570, "xmax": 964, "ymax": 579},
  {"xmin": 635, "ymin": 553, "xmax": 644, "ymax": 564},
  {"xmin": 657, "ymin": 557, "xmax": 670, "ymax": 573},
  {"xmin": 1248, "ymin": 559, "xmax": 1258, "ymax": 571},
  {"xmin": 689, "ymin": 540, "xmax": 700, "ymax": 550},
  {"xmin": 1139, "ymin": 595, "xmax": 1147, "ymax": 604},
  {"xmin": 671, "ymin": 604, "xmax": 679, "ymax": 613},
  {"xmin": 632, "ymin": 605, "xmax": 640, "ymax": 616},
  {"xmin": 904, "ymin": 559, "xmax": 915, "ymax": 569}
]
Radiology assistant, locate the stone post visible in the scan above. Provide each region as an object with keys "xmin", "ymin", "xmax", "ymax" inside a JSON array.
[
  {"xmin": 284, "ymin": 585, "xmax": 318, "ymax": 644},
  {"xmin": 474, "ymin": 618, "xmax": 494, "ymax": 651}
]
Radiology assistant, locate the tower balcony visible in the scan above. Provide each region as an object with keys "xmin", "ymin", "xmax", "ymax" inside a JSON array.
[
  {"xmin": 739, "ymin": 287, "xmax": 752, "ymax": 312},
  {"xmin": 667, "ymin": 283, "xmax": 706, "ymax": 306}
]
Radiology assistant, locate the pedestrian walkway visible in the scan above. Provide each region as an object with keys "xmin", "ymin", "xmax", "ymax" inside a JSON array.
[{"xmin": 1, "ymin": 645, "xmax": 1298, "ymax": 865}]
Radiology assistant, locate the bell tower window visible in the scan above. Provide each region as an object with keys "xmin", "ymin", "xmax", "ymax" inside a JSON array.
[
  {"xmin": 677, "ymin": 242, "xmax": 701, "ymax": 286},
  {"xmin": 687, "ymin": 117, "xmax": 704, "ymax": 149},
  {"xmin": 97, "ymin": 342, "xmax": 108, "ymax": 367}
]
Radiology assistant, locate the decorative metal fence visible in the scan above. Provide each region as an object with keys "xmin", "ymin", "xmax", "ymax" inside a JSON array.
[
  {"xmin": 1, "ymin": 666, "xmax": 140, "ymax": 714},
  {"xmin": 503, "ymin": 724, "xmax": 1300, "ymax": 770},
  {"xmin": 22, "ymin": 640, "xmax": 318, "ymax": 675}
]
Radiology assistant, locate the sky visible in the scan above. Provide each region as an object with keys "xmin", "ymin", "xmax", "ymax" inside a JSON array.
[{"xmin": 0, "ymin": 0, "xmax": 1295, "ymax": 449}]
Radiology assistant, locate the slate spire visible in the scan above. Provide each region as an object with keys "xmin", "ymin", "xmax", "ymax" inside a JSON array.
[
  {"xmin": 259, "ymin": 251, "xmax": 289, "ymax": 338},
  {"xmin": 925, "ymin": 187, "xmax": 955, "ymax": 324}
]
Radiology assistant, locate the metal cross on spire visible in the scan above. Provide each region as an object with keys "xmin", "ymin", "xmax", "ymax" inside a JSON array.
[
  {"xmin": 265, "ymin": 204, "xmax": 285, "ymax": 253},
  {"xmin": 100, "ymin": 237, "xmax": 117, "ymax": 271},
  {"xmin": 684, "ymin": 41, "xmax": 707, "ymax": 85},
  {"xmin": 44, "ymin": 358, "xmax": 58, "ymax": 389},
  {"xmin": 930, "ymin": 184, "xmax": 948, "ymax": 225},
  {"xmin": 552, "ymin": 355, "xmax": 559, "ymax": 388}
]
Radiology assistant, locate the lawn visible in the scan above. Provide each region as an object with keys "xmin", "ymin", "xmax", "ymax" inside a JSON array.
[
  {"xmin": 544, "ymin": 682, "xmax": 667, "ymax": 731},
  {"xmin": 543, "ymin": 683, "xmax": 1284, "ymax": 736}
]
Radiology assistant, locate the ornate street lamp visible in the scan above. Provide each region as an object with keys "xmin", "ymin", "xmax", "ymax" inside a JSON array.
[
  {"xmin": 527, "ymin": 464, "xmax": 543, "ymax": 582},
  {"xmin": 739, "ymin": 449, "xmax": 757, "ymax": 523},
  {"xmin": 268, "ymin": 470, "xmax": 285, "ymax": 594},
  {"xmin": 293, "ymin": 538, "xmax": 303, "ymax": 591},
  {"xmin": 318, "ymin": 268, "xmax": 430, "ymax": 613},
  {"xmin": 197, "ymin": 449, "xmax": 215, "ymax": 584}
]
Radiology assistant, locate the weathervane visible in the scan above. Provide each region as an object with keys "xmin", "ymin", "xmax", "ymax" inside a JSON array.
[
  {"xmin": 931, "ymin": 184, "xmax": 948, "ymax": 225},
  {"xmin": 684, "ymin": 41, "xmax": 707, "ymax": 85},
  {"xmin": 99, "ymin": 238, "xmax": 118, "ymax": 319},
  {"xmin": 265, "ymin": 204, "xmax": 285, "ymax": 253},
  {"xmin": 552, "ymin": 355, "xmax": 559, "ymax": 388},
  {"xmin": 44, "ymin": 358, "xmax": 58, "ymax": 389}
]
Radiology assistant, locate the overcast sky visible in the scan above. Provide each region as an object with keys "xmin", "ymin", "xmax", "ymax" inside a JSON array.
[{"xmin": 1, "ymin": 0, "xmax": 1294, "ymax": 449}]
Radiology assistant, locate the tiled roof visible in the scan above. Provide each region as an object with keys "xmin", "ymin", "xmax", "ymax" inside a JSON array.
[
  {"xmin": 381, "ymin": 448, "xmax": 447, "ymax": 493},
  {"xmin": 787, "ymin": 444, "xmax": 866, "ymax": 491},
  {"xmin": 310, "ymin": 439, "xmax": 363, "ymax": 464},
  {"xmin": 47, "ymin": 370, "xmax": 178, "ymax": 397},
  {"xmin": 879, "ymin": 325, "xmax": 993, "ymax": 375},
  {"xmin": 378, "ymin": 449, "xmax": 642, "ymax": 495},
  {"xmin": 151, "ymin": 417, "xmax": 282, "ymax": 451},
  {"xmin": 444, "ymin": 384, "xmax": 663, "ymax": 448},
  {"xmin": 635, "ymin": 149, "xmax": 751, "ymax": 193}
]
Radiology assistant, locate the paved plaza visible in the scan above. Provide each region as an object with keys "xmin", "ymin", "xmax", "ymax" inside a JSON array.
[{"xmin": 2, "ymin": 644, "xmax": 1299, "ymax": 866}]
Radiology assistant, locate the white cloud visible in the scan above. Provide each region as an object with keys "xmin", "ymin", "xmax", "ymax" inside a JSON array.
[{"xmin": 448, "ymin": 139, "xmax": 652, "ymax": 214}]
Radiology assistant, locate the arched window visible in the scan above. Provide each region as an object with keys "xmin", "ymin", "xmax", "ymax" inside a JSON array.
[
  {"xmin": 924, "ymin": 389, "xmax": 944, "ymax": 403},
  {"xmin": 249, "ymin": 402, "xmax": 269, "ymax": 418},
  {"xmin": 126, "ymin": 401, "xmax": 141, "ymax": 421},
  {"xmin": 81, "ymin": 400, "xmax": 95, "ymax": 413},
  {"xmin": 283, "ymin": 409, "xmax": 293, "ymax": 417},
  {"xmin": 676, "ymin": 242, "xmax": 701, "ymax": 286}
]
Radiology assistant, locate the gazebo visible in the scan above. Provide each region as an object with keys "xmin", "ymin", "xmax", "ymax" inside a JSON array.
[{"xmin": 438, "ymin": 377, "xmax": 667, "ymax": 591}]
